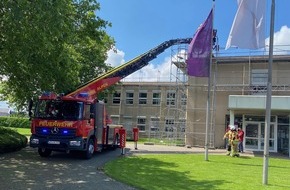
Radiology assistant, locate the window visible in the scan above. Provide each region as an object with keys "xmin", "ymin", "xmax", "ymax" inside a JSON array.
[
  {"xmin": 152, "ymin": 91, "xmax": 161, "ymax": 105},
  {"xmin": 112, "ymin": 92, "xmax": 121, "ymax": 104},
  {"xmin": 126, "ymin": 91, "xmax": 134, "ymax": 105},
  {"xmin": 251, "ymin": 69, "xmax": 268, "ymax": 94},
  {"xmin": 180, "ymin": 93, "xmax": 187, "ymax": 106},
  {"xmin": 251, "ymin": 69, "xmax": 268, "ymax": 85},
  {"xmin": 150, "ymin": 117, "xmax": 160, "ymax": 132},
  {"xmin": 166, "ymin": 91, "xmax": 176, "ymax": 106},
  {"xmin": 110, "ymin": 115, "xmax": 120, "ymax": 124},
  {"xmin": 139, "ymin": 91, "xmax": 147, "ymax": 105},
  {"xmin": 83, "ymin": 104, "xmax": 91, "ymax": 120},
  {"xmin": 35, "ymin": 100, "xmax": 83, "ymax": 120},
  {"xmin": 178, "ymin": 118, "xmax": 186, "ymax": 132},
  {"xmin": 137, "ymin": 117, "xmax": 146, "ymax": 131},
  {"xmin": 123, "ymin": 117, "xmax": 133, "ymax": 130},
  {"xmin": 165, "ymin": 118, "xmax": 175, "ymax": 132}
]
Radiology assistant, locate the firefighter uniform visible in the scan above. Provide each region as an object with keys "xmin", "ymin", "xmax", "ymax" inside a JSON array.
[
  {"xmin": 223, "ymin": 129, "xmax": 232, "ymax": 156},
  {"xmin": 230, "ymin": 130, "xmax": 240, "ymax": 157}
]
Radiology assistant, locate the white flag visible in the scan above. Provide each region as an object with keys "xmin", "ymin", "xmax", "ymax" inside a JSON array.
[{"xmin": 225, "ymin": 0, "xmax": 266, "ymax": 50}]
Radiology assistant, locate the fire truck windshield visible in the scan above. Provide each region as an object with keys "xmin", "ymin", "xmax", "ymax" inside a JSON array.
[{"xmin": 35, "ymin": 100, "xmax": 83, "ymax": 120}]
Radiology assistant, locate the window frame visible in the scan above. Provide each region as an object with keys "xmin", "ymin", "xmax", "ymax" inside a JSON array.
[
  {"xmin": 112, "ymin": 92, "xmax": 121, "ymax": 104},
  {"xmin": 139, "ymin": 91, "xmax": 147, "ymax": 105},
  {"xmin": 166, "ymin": 91, "xmax": 176, "ymax": 106},
  {"xmin": 152, "ymin": 90, "xmax": 161, "ymax": 105},
  {"xmin": 126, "ymin": 91, "xmax": 134, "ymax": 105},
  {"xmin": 137, "ymin": 116, "xmax": 146, "ymax": 131}
]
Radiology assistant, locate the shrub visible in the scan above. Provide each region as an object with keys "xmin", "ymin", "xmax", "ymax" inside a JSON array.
[
  {"xmin": 0, "ymin": 127, "xmax": 28, "ymax": 153},
  {"xmin": 0, "ymin": 116, "xmax": 30, "ymax": 128}
]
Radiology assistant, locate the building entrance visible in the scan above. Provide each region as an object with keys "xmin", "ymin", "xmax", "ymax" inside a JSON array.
[
  {"xmin": 243, "ymin": 115, "xmax": 277, "ymax": 152},
  {"xmin": 244, "ymin": 122, "xmax": 276, "ymax": 151}
]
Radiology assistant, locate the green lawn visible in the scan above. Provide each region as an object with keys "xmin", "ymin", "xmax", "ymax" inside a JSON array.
[
  {"xmin": 13, "ymin": 127, "xmax": 31, "ymax": 136},
  {"xmin": 105, "ymin": 154, "xmax": 290, "ymax": 190}
]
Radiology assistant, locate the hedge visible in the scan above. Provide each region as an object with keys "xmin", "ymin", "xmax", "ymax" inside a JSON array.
[
  {"xmin": 0, "ymin": 116, "xmax": 30, "ymax": 129},
  {"xmin": 0, "ymin": 127, "xmax": 28, "ymax": 153}
]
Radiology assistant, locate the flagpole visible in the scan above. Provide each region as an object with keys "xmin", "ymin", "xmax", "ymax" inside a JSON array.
[
  {"xmin": 205, "ymin": 0, "xmax": 215, "ymax": 161},
  {"xmin": 204, "ymin": 58, "xmax": 211, "ymax": 161},
  {"xmin": 263, "ymin": 0, "xmax": 275, "ymax": 185}
]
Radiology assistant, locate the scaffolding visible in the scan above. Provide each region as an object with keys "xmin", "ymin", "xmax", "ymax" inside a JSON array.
[
  {"xmin": 147, "ymin": 43, "xmax": 189, "ymax": 145},
  {"xmin": 146, "ymin": 42, "xmax": 217, "ymax": 147}
]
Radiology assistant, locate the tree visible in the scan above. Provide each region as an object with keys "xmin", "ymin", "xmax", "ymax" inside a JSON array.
[{"xmin": 0, "ymin": 0, "xmax": 114, "ymax": 111}]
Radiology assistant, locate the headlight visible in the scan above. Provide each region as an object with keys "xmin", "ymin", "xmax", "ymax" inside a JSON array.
[
  {"xmin": 30, "ymin": 139, "xmax": 39, "ymax": 144},
  {"xmin": 69, "ymin": 141, "xmax": 81, "ymax": 146}
]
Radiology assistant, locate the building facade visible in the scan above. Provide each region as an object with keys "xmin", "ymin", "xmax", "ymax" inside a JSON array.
[
  {"xmin": 105, "ymin": 55, "xmax": 290, "ymax": 156},
  {"xmin": 187, "ymin": 55, "xmax": 290, "ymax": 155},
  {"xmin": 105, "ymin": 82, "xmax": 187, "ymax": 144}
]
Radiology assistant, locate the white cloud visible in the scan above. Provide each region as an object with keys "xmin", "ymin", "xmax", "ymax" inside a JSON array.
[
  {"xmin": 105, "ymin": 48, "xmax": 187, "ymax": 82},
  {"xmin": 105, "ymin": 48, "xmax": 125, "ymax": 67},
  {"xmin": 265, "ymin": 25, "xmax": 290, "ymax": 54},
  {"xmin": 122, "ymin": 56, "xmax": 173, "ymax": 82}
]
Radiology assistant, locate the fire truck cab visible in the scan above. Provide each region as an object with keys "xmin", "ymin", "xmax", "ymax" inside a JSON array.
[{"xmin": 29, "ymin": 92, "xmax": 119, "ymax": 159}]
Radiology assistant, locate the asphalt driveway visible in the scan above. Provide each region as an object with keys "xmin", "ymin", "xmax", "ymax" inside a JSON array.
[{"xmin": 0, "ymin": 147, "xmax": 136, "ymax": 190}]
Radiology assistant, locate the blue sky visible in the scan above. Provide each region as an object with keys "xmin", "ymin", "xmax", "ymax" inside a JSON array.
[{"xmin": 97, "ymin": 0, "xmax": 290, "ymax": 81}]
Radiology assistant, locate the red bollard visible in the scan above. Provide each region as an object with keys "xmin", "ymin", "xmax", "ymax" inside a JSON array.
[
  {"xmin": 133, "ymin": 127, "xmax": 139, "ymax": 150},
  {"xmin": 119, "ymin": 127, "xmax": 126, "ymax": 155}
]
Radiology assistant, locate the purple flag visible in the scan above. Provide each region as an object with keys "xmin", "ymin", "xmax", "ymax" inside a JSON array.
[{"xmin": 187, "ymin": 9, "xmax": 213, "ymax": 77}]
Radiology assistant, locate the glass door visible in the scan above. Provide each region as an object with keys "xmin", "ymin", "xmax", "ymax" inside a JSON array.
[
  {"xmin": 245, "ymin": 122, "xmax": 277, "ymax": 151},
  {"xmin": 260, "ymin": 123, "xmax": 275, "ymax": 151},
  {"xmin": 245, "ymin": 123, "xmax": 259, "ymax": 150}
]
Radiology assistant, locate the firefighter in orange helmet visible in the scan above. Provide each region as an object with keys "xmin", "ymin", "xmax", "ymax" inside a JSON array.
[{"xmin": 230, "ymin": 126, "xmax": 240, "ymax": 157}]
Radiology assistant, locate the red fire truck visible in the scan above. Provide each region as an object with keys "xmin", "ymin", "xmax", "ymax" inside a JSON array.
[{"xmin": 28, "ymin": 38, "xmax": 191, "ymax": 159}]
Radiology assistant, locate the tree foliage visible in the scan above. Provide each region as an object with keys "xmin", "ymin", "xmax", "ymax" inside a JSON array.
[{"xmin": 0, "ymin": 0, "xmax": 114, "ymax": 110}]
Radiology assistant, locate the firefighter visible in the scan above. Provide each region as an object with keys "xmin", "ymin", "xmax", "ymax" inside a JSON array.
[
  {"xmin": 230, "ymin": 127, "xmax": 240, "ymax": 157},
  {"xmin": 223, "ymin": 125, "xmax": 232, "ymax": 156}
]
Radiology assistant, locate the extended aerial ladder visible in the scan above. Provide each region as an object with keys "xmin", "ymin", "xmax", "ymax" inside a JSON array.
[
  {"xmin": 65, "ymin": 38, "xmax": 192, "ymax": 99},
  {"xmin": 29, "ymin": 38, "xmax": 192, "ymax": 159}
]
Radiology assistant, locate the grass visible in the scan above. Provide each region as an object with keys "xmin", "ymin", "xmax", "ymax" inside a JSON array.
[
  {"xmin": 104, "ymin": 154, "xmax": 290, "ymax": 190},
  {"xmin": 0, "ymin": 127, "xmax": 31, "ymax": 136},
  {"xmin": 14, "ymin": 127, "xmax": 31, "ymax": 136}
]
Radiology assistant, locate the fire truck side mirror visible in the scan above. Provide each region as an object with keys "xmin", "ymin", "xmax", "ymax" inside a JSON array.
[{"xmin": 28, "ymin": 99, "xmax": 33, "ymax": 117}]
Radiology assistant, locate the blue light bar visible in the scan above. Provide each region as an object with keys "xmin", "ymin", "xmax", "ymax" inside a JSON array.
[
  {"xmin": 40, "ymin": 91, "xmax": 57, "ymax": 99},
  {"xmin": 42, "ymin": 92, "xmax": 52, "ymax": 97},
  {"xmin": 42, "ymin": 129, "xmax": 48, "ymax": 133},
  {"xmin": 63, "ymin": 130, "xmax": 68, "ymax": 134},
  {"xmin": 78, "ymin": 93, "xmax": 89, "ymax": 98}
]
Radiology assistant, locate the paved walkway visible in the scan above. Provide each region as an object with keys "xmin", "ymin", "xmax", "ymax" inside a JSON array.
[
  {"xmin": 125, "ymin": 143, "xmax": 289, "ymax": 159},
  {"xmin": 126, "ymin": 143, "xmax": 252, "ymax": 155}
]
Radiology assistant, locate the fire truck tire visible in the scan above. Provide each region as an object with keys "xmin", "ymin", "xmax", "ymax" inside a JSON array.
[
  {"xmin": 38, "ymin": 148, "xmax": 52, "ymax": 157},
  {"xmin": 84, "ymin": 139, "xmax": 94, "ymax": 159}
]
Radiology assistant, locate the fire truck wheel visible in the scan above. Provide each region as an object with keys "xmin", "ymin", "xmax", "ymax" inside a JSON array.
[
  {"xmin": 38, "ymin": 148, "xmax": 52, "ymax": 157},
  {"xmin": 84, "ymin": 139, "xmax": 94, "ymax": 159}
]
